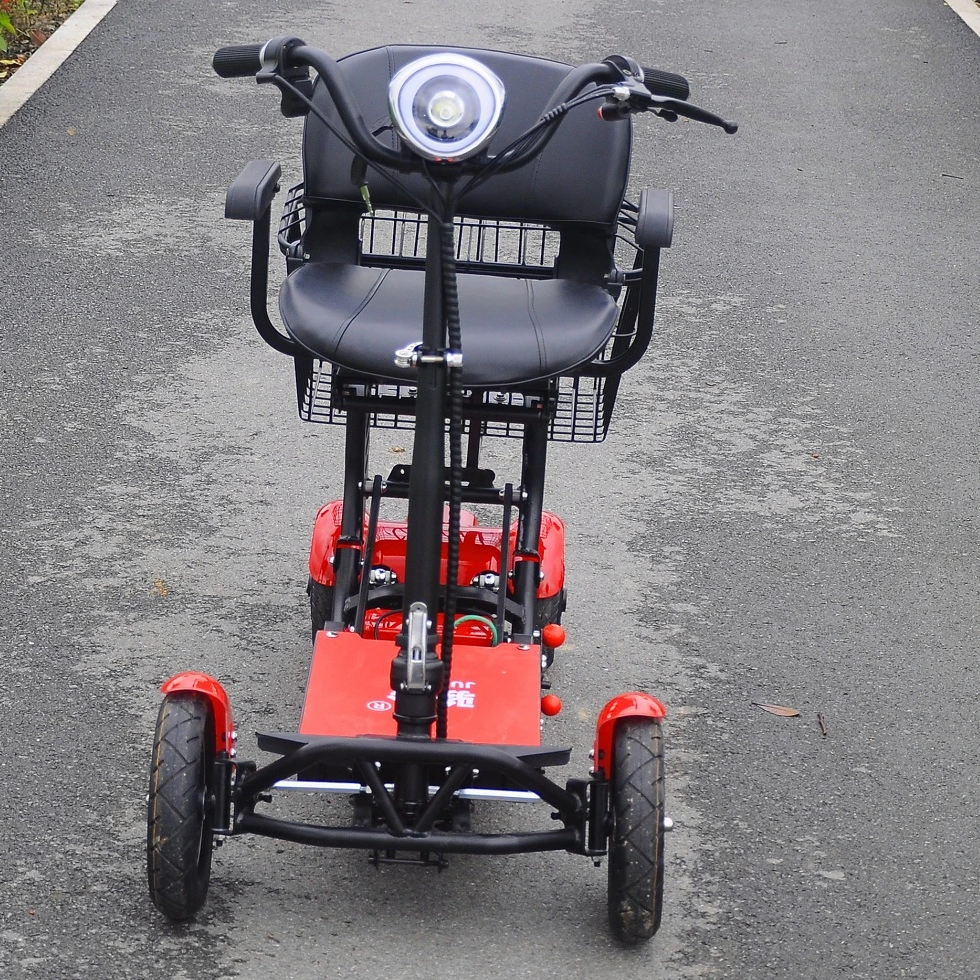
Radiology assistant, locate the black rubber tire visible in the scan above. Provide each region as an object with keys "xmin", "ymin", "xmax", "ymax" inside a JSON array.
[
  {"xmin": 308, "ymin": 576, "xmax": 335, "ymax": 644},
  {"xmin": 146, "ymin": 692, "xmax": 215, "ymax": 921},
  {"xmin": 607, "ymin": 716, "xmax": 666, "ymax": 944}
]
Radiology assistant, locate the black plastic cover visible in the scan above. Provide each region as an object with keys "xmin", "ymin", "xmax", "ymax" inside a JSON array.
[
  {"xmin": 634, "ymin": 187, "xmax": 674, "ymax": 249},
  {"xmin": 225, "ymin": 159, "xmax": 282, "ymax": 221},
  {"xmin": 302, "ymin": 45, "xmax": 632, "ymax": 228}
]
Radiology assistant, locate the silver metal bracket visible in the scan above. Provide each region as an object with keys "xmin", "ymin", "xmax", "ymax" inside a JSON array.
[
  {"xmin": 394, "ymin": 343, "xmax": 463, "ymax": 370},
  {"xmin": 471, "ymin": 571, "xmax": 500, "ymax": 591},
  {"xmin": 394, "ymin": 342, "xmax": 422, "ymax": 369},
  {"xmin": 404, "ymin": 602, "xmax": 429, "ymax": 691}
]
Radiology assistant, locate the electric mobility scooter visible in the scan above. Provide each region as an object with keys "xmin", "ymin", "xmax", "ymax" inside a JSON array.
[{"xmin": 145, "ymin": 34, "xmax": 736, "ymax": 943}]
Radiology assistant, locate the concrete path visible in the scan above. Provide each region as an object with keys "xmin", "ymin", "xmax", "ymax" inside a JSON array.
[{"xmin": 0, "ymin": 1, "xmax": 977, "ymax": 977}]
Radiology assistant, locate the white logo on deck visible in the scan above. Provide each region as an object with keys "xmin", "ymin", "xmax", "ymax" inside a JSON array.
[
  {"xmin": 368, "ymin": 681, "xmax": 476, "ymax": 712},
  {"xmin": 446, "ymin": 681, "xmax": 476, "ymax": 709}
]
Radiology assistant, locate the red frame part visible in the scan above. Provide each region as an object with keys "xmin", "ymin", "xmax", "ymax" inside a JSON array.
[
  {"xmin": 300, "ymin": 630, "xmax": 543, "ymax": 745},
  {"xmin": 308, "ymin": 502, "xmax": 566, "ymax": 600},
  {"xmin": 592, "ymin": 691, "xmax": 666, "ymax": 778},
  {"xmin": 161, "ymin": 672, "xmax": 235, "ymax": 755}
]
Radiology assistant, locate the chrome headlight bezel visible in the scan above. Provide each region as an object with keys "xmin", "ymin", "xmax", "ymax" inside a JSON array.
[{"xmin": 388, "ymin": 54, "xmax": 506, "ymax": 162}]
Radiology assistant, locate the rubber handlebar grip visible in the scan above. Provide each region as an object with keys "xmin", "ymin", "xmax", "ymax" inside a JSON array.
[
  {"xmin": 213, "ymin": 44, "xmax": 264, "ymax": 78},
  {"xmin": 641, "ymin": 67, "xmax": 691, "ymax": 101}
]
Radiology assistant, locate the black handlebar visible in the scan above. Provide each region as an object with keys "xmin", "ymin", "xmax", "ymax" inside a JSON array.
[
  {"xmin": 213, "ymin": 43, "xmax": 264, "ymax": 78},
  {"xmin": 641, "ymin": 66, "xmax": 690, "ymax": 101},
  {"xmin": 213, "ymin": 40, "xmax": 736, "ymax": 170}
]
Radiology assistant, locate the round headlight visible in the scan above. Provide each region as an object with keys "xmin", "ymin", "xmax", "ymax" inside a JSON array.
[{"xmin": 389, "ymin": 54, "xmax": 506, "ymax": 162}]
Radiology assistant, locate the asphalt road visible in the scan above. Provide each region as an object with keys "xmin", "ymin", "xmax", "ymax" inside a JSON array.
[{"xmin": 1, "ymin": 1, "xmax": 978, "ymax": 978}]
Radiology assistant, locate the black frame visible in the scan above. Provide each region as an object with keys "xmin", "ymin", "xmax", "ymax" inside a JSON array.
[{"xmin": 211, "ymin": 736, "xmax": 609, "ymax": 859}]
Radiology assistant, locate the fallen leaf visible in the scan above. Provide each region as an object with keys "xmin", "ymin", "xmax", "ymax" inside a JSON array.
[
  {"xmin": 29, "ymin": 29, "xmax": 47, "ymax": 46},
  {"xmin": 751, "ymin": 701, "xmax": 801, "ymax": 718},
  {"xmin": 391, "ymin": 446, "xmax": 406, "ymax": 453},
  {"xmin": 151, "ymin": 578, "xmax": 169, "ymax": 596}
]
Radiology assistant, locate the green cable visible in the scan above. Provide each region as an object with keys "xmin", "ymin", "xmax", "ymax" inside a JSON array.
[{"xmin": 454, "ymin": 614, "xmax": 499, "ymax": 646}]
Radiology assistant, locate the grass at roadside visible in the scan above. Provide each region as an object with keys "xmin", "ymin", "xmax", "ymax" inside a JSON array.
[{"xmin": 0, "ymin": 0, "xmax": 83, "ymax": 84}]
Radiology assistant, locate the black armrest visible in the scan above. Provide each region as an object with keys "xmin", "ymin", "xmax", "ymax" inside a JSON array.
[
  {"xmin": 225, "ymin": 160, "xmax": 282, "ymax": 221},
  {"xmin": 223, "ymin": 159, "xmax": 296, "ymax": 356},
  {"xmin": 634, "ymin": 188, "xmax": 674, "ymax": 250}
]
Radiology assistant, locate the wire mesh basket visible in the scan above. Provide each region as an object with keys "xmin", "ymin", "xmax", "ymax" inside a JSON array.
[
  {"xmin": 358, "ymin": 208, "xmax": 561, "ymax": 275},
  {"xmin": 294, "ymin": 362, "xmax": 615, "ymax": 442}
]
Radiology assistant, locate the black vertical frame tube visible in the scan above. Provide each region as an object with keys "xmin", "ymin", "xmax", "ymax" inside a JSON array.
[
  {"xmin": 331, "ymin": 409, "xmax": 369, "ymax": 622},
  {"xmin": 465, "ymin": 399, "xmax": 483, "ymax": 471},
  {"xmin": 353, "ymin": 475, "xmax": 383, "ymax": 636},
  {"xmin": 400, "ymin": 212, "xmax": 448, "ymax": 619},
  {"xmin": 392, "ymin": 209, "xmax": 451, "ymax": 753},
  {"xmin": 513, "ymin": 419, "xmax": 548, "ymax": 634},
  {"xmin": 496, "ymin": 483, "xmax": 513, "ymax": 640}
]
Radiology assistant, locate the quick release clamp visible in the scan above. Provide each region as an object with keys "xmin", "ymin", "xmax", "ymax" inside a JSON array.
[
  {"xmin": 390, "ymin": 602, "xmax": 446, "ymax": 736},
  {"xmin": 394, "ymin": 343, "xmax": 463, "ymax": 370}
]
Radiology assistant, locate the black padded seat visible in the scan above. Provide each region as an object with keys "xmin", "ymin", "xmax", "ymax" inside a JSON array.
[{"xmin": 279, "ymin": 262, "xmax": 618, "ymax": 388}]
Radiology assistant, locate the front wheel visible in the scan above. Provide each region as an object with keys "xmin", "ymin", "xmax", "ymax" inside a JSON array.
[
  {"xmin": 147, "ymin": 692, "xmax": 215, "ymax": 921},
  {"xmin": 607, "ymin": 716, "xmax": 666, "ymax": 944}
]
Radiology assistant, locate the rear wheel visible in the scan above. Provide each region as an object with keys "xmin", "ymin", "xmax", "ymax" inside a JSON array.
[
  {"xmin": 308, "ymin": 576, "xmax": 335, "ymax": 644},
  {"xmin": 146, "ymin": 692, "xmax": 215, "ymax": 921},
  {"xmin": 607, "ymin": 716, "xmax": 665, "ymax": 943}
]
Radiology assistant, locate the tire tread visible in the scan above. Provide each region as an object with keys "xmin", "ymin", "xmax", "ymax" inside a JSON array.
[
  {"xmin": 146, "ymin": 692, "xmax": 214, "ymax": 921},
  {"xmin": 607, "ymin": 716, "xmax": 665, "ymax": 943}
]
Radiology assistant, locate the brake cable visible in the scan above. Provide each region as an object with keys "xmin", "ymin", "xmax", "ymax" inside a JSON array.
[
  {"xmin": 460, "ymin": 86, "xmax": 617, "ymax": 199},
  {"xmin": 270, "ymin": 74, "xmax": 435, "ymax": 215}
]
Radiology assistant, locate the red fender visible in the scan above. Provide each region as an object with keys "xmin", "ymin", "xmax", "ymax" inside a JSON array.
[
  {"xmin": 161, "ymin": 672, "xmax": 236, "ymax": 756},
  {"xmin": 592, "ymin": 691, "xmax": 666, "ymax": 778}
]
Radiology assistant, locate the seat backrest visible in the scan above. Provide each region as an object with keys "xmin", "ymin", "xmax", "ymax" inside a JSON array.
[{"xmin": 300, "ymin": 45, "xmax": 633, "ymax": 280}]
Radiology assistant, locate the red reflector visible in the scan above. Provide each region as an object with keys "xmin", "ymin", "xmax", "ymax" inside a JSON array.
[
  {"xmin": 541, "ymin": 694, "xmax": 562, "ymax": 717},
  {"xmin": 542, "ymin": 623, "xmax": 566, "ymax": 648}
]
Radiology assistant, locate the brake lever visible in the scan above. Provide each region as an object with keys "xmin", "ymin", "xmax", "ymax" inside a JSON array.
[{"xmin": 645, "ymin": 93, "xmax": 738, "ymax": 134}]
